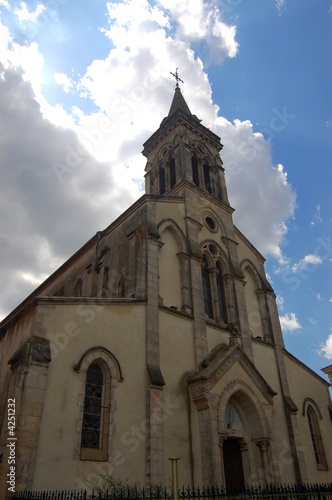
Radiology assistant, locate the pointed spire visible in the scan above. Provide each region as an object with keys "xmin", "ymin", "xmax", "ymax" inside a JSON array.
[{"xmin": 168, "ymin": 86, "xmax": 192, "ymax": 117}]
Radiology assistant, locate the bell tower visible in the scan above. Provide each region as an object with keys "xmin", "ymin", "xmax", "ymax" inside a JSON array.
[{"xmin": 142, "ymin": 77, "xmax": 230, "ymax": 207}]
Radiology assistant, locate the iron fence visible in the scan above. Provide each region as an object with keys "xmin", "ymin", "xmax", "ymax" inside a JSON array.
[{"xmin": 13, "ymin": 484, "xmax": 332, "ymax": 500}]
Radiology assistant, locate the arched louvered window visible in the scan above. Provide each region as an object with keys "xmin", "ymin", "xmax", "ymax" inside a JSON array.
[
  {"xmin": 202, "ymin": 256, "xmax": 213, "ymax": 318},
  {"xmin": 170, "ymin": 157, "xmax": 176, "ymax": 188},
  {"xmin": 159, "ymin": 166, "xmax": 166, "ymax": 195},
  {"xmin": 307, "ymin": 405, "xmax": 328, "ymax": 470},
  {"xmin": 203, "ymin": 163, "xmax": 211, "ymax": 193},
  {"xmin": 216, "ymin": 262, "xmax": 227, "ymax": 322},
  {"xmin": 191, "ymin": 155, "xmax": 199, "ymax": 187}
]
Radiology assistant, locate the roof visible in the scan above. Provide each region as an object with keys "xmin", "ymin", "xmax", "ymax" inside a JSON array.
[{"xmin": 168, "ymin": 86, "xmax": 193, "ymax": 116}]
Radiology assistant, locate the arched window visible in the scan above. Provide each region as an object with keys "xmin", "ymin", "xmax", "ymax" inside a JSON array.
[
  {"xmin": 202, "ymin": 256, "xmax": 213, "ymax": 318},
  {"xmin": 73, "ymin": 279, "xmax": 83, "ymax": 297},
  {"xmin": 216, "ymin": 261, "xmax": 227, "ymax": 322},
  {"xmin": 80, "ymin": 361, "xmax": 111, "ymax": 460},
  {"xmin": 170, "ymin": 157, "xmax": 176, "ymax": 188},
  {"xmin": 81, "ymin": 363, "xmax": 103, "ymax": 449},
  {"xmin": 191, "ymin": 155, "xmax": 199, "ymax": 187},
  {"xmin": 159, "ymin": 166, "xmax": 166, "ymax": 195},
  {"xmin": 203, "ymin": 163, "xmax": 211, "ymax": 193},
  {"xmin": 307, "ymin": 405, "xmax": 328, "ymax": 470}
]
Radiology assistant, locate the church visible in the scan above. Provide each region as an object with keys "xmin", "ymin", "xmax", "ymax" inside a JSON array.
[{"xmin": 0, "ymin": 82, "xmax": 332, "ymax": 496}]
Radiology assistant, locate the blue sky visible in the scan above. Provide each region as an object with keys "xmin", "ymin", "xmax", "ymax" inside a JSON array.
[{"xmin": 0, "ymin": 0, "xmax": 331, "ymax": 378}]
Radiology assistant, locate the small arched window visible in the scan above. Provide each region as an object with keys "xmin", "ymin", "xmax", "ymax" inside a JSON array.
[
  {"xmin": 202, "ymin": 256, "xmax": 213, "ymax": 318},
  {"xmin": 191, "ymin": 155, "xmax": 199, "ymax": 187},
  {"xmin": 159, "ymin": 166, "xmax": 166, "ymax": 195},
  {"xmin": 170, "ymin": 157, "xmax": 176, "ymax": 188},
  {"xmin": 80, "ymin": 361, "xmax": 111, "ymax": 460},
  {"xmin": 307, "ymin": 405, "xmax": 328, "ymax": 470}
]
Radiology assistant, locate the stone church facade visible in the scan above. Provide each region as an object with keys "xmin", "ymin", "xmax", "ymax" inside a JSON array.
[{"xmin": 0, "ymin": 87, "xmax": 332, "ymax": 495}]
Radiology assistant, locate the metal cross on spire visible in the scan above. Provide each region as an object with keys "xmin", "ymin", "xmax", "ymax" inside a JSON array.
[{"xmin": 170, "ymin": 68, "xmax": 184, "ymax": 88}]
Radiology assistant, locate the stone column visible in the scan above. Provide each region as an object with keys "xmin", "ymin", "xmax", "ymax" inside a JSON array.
[
  {"xmin": 190, "ymin": 256, "xmax": 208, "ymax": 366},
  {"xmin": 145, "ymin": 373, "xmax": 165, "ymax": 487},
  {"xmin": 218, "ymin": 433, "xmax": 228, "ymax": 487},
  {"xmin": 223, "ymin": 275, "xmax": 237, "ymax": 324},
  {"xmin": 4, "ymin": 337, "xmax": 51, "ymax": 493},
  {"xmin": 145, "ymin": 232, "xmax": 166, "ymax": 486},
  {"xmin": 233, "ymin": 277, "xmax": 254, "ymax": 360},
  {"xmin": 210, "ymin": 268, "xmax": 220, "ymax": 320},
  {"xmin": 265, "ymin": 291, "xmax": 285, "ymax": 347},
  {"xmin": 256, "ymin": 439, "xmax": 271, "ymax": 484},
  {"xmin": 177, "ymin": 253, "xmax": 192, "ymax": 314}
]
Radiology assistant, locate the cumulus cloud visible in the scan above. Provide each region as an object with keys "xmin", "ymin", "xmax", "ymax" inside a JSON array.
[
  {"xmin": 156, "ymin": 0, "xmax": 238, "ymax": 63},
  {"xmin": 292, "ymin": 254, "xmax": 323, "ymax": 272},
  {"xmin": 280, "ymin": 313, "xmax": 302, "ymax": 332},
  {"xmin": 276, "ymin": 295, "xmax": 285, "ymax": 311},
  {"xmin": 14, "ymin": 2, "xmax": 45, "ymax": 23},
  {"xmin": 54, "ymin": 72, "xmax": 74, "ymax": 93},
  {"xmin": 320, "ymin": 332, "xmax": 332, "ymax": 359},
  {"xmin": 0, "ymin": 63, "xmax": 139, "ymax": 318},
  {"xmin": 0, "ymin": 0, "xmax": 296, "ymax": 319},
  {"xmin": 276, "ymin": 0, "xmax": 286, "ymax": 14}
]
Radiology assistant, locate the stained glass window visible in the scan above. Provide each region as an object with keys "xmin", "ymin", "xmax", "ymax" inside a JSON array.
[
  {"xmin": 81, "ymin": 363, "xmax": 103, "ymax": 449},
  {"xmin": 307, "ymin": 405, "xmax": 328, "ymax": 470}
]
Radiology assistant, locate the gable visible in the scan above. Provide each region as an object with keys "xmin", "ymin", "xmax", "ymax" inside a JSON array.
[{"xmin": 188, "ymin": 344, "xmax": 277, "ymax": 405}]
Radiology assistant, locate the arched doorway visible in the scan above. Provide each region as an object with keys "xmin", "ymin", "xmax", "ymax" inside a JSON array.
[
  {"xmin": 219, "ymin": 391, "xmax": 272, "ymax": 489},
  {"xmin": 223, "ymin": 437, "xmax": 245, "ymax": 493},
  {"xmin": 222, "ymin": 401, "xmax": 246, "ymax": 493}
]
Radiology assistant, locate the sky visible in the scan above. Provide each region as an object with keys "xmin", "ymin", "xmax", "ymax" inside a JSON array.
[{"xmin": 0, "ymin": 0, "xmax": 331, "ymax": 379}]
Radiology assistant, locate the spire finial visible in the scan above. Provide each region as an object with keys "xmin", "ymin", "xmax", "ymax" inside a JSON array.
[{"xmin": 170, "ymin": 68, "xmax": 184, "ymax": 89}]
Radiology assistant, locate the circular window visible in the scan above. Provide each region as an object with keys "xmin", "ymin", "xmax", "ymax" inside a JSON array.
[{"xmin": 204, "ymin": 216, "xmax": 217, "ymax": 232}]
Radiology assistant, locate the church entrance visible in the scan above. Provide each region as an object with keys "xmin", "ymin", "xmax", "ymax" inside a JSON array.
[{"xmin": 223, "ymin": 438, "xmax": 245, "ymax": 494}]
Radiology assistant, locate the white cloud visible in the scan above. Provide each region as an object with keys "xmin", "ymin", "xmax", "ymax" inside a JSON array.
[
  {"xmin": 14, "ymin": 2, "xmax": 45, "ymax": 23},
  {"xmin": 0, "ymin": 0, "xmax": 297, "ymax": 318},
  {"xmin": 276, "ymin": 0, "xmax": 286, "ymax": 13},
  {"xmin": 280, "ymin": 313, "xmax": 302, "ymax": 332},
  {"xmin": 54, "ymin": 72, "xmax": 74, "ymax": 93},
  {"xmin": 320, "ymin": 332, "xmax": 332, "ymax": 359},
  {"xmin": 292, "ymin": 254, "xmax": 323, "ymax": 272},
  {"xmin": 156, "ymin": 0, "xmax": 238, "ymax": 62},
  {"xmin": 0, "ymin": 63, "xmax": 139, "ymax": 319},
  {"xmin": 276, "ymin": 295, "xmax": 285, "ymax": 311}
]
